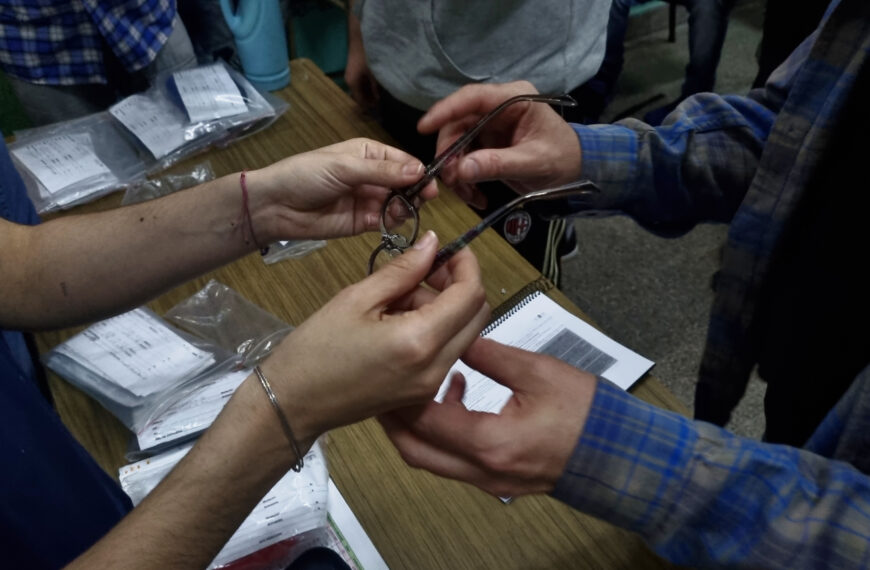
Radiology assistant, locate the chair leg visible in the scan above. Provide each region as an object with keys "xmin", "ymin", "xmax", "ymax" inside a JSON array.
[{"xmin": 668, "ymin": 1, "xmax": 677, "ymax": 42}]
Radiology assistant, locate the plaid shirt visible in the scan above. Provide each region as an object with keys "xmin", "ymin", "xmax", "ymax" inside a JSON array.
[
  {"xmin": 555, "ymin": 0, "xmax": 870, "ymax": 565},
  {"xmin": 0, "ymin": 0, "xmax": 175, "ymax": 85}
]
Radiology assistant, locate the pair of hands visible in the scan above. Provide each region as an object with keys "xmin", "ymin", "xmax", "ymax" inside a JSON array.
[{"xmin": 246, "ymin": 84, "xmax": 591, "ymax": 498}]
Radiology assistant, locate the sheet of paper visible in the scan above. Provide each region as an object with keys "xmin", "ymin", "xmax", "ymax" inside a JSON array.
[
  {"xmin": 11, "ymin": 133, "xmax": 112, "ymax": 194},
  {"xmin": 173, "ymin": 64, "xmax": 248, "ymax": 123},
  {"xmin": 325, "ymin": 479, "xmax": 389, "ymax": 570},
  {"xmin": 437, "ymin": 292, "xmax": 654, "ymax": 413},
  {"xmin": 54, "ymin": 308, "xmax": 216, "ymax": 397},
  {"xmin": 118, "ymin": 442, "xmax": 329, "ymax": 569},
  {"xmin": 136, "ymin": 367, "xmax": 250, "ymax": 450},
  {"xmin": 110, "ymin": 94, "xmax": 189, "ymax": 159}
]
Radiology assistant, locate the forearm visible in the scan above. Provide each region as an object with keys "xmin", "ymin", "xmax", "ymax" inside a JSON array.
[
  {"xmin": 1, "ymin": 170, "xmax": 274, "ymax": 330},
  {"xmin": 67, "ymin": 375, "xmax": 315, "ymax": 569},
  {"xmin": 553, "ymin": 381, "xmax": 870, "ymax": 567},
  {"xmin": 572, "ymin": 92, "xmax": 776, "ymax": 235}
]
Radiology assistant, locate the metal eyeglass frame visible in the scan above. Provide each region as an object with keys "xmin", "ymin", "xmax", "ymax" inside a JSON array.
[
  {"xmin": 368, "ymin": 178, "xmax": 600, "ymax": 275},
  {"xmin": 368, "ymin": 92, "xmax": 581, "ymax": 275}
]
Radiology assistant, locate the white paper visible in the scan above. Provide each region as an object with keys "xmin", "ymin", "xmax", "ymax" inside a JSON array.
[
  {"xmin": 325, "ymin": 479, "xmax": 389, "ymax": 570},
  {"xmin": 110, "ymin": 94, "xmax": 189, "ymax": 159},
  {"xmin": 118, "ymin": 442, "xmax": 329, "ymax": 569},
  {"xmin": 11, "ymin": 133, "xmax": 112, "ymax": 194},
  {"xmin": 437, "ymin": 292, "xmax": 654, "ymax": 413},
  {"xmin": 136, "ymin": 367, "xmax": 250, "ymax": 450},
  {"xmin": 173, "ymin": 64, "xmax": 248, "ymax": 123},
  {"xmin": 54, "ymin": 308, "xmax": 215, "ymax": 397}
]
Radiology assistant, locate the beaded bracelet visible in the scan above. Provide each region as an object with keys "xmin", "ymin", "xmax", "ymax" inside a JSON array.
[{"xmin": 255, "ymin": 365, "xmax": 304, "ymax": 472}]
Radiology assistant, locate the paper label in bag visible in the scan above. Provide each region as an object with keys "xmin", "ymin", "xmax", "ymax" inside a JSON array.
[
  {"xmin": 54, "ymin": 308, "xmax": 216, "ymax": 397},
  {"xmin": 11, "ymin": 133, "xmax": 112, "ymax": 194},
  {"xmin": 173, "ymin": 64, "xmax": 248, "ymax": 123},
  {"xmin": 110, "ymin": 94, "xmax": 189, "ymax": 159}
]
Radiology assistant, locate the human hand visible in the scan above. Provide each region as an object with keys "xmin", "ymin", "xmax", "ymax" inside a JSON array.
[
  {"xmin": 258, "ymin": 231, "xmax": 490, "ymax": 448},
  {"xmin": 379, "ymin": 338, "xmax": 597, "ymax": 498},
  {"xmin": 345, "ymin": 10, "xmax": 380, "ymax": 110},
  {"xmin": 247, "ymin": 138, "xmax": 437, "ymax": 241},
  {"xmin": 418, "ymin": 81, "xmax": 583, "ymax": 209}
]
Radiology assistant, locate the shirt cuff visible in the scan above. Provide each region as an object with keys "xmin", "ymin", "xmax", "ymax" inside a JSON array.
[
  {"xmin": 567, "ymin": 123, "xmax": 639, "ymax": 214},
  {"xmin": 551, "ymin": 378, "xmax": 698, "ymax": 537}
]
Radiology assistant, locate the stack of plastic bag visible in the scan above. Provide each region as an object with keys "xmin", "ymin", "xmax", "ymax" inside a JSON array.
[{"xmin": 9, "ymin": 61, "xmax": 288, "ymax": 213}]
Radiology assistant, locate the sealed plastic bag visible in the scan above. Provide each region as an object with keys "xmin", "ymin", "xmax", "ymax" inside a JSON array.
[
  {"xmin": 122, "ymin": 160, "xmax": 216, "ymax": 205},
  {"xmin": 164, "ymin": 279, "xmax": 293, "ymax": 366},
  {"xmin": 43, "ymin": 307, "xmax": 236, "ymax": 430},
  {"xmin": 119, "ymin": 439, "xmax": 330, "ymax": 570},
  {"xmin": 10, "ymin": 112, "xmax": 148, "ymax": 212}
]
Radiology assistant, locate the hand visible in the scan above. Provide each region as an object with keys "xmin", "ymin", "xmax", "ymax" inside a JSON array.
[
  {"xmin": 418, "ymin": 81, "xmax": 583, "ymax": 209},
  {"xmin": 259, "ymin": 230, "xmax": 490, "ymax": 447},
  {"xmin": 248, "ymin": 138, "xmax": 437, "ymax": 241},
  {"xmin": 345, "ymin": 10, "xmax": 380, "ymax": 110},
  {"xmin": 379, "ymin": 338, "xmax": 597, "ymax": 498}
]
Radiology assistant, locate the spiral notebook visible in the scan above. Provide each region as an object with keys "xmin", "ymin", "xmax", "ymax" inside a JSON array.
[{"xmin": 436, "ymin": 280, "xmax": 654, "ymax": 414}]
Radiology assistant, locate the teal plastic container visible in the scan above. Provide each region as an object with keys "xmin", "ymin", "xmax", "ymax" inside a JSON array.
[{"xmin": 219, "ymin": 0, "xmax": 290, "ymax": 91}]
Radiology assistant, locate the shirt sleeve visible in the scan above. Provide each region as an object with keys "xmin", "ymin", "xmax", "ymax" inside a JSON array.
[
  {"xmin": 567, "ymin": 26, "xmax": 820, "ymax": 236},
  {"xmin": 551, "ymin": 379, "xmax": 870, "ymax": 568}
]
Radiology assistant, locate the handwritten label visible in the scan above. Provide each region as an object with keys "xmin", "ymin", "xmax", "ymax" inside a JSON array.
[
  {"xmin": 173, "ymin": 64, "xmax": 248, "ymax": 123},
  {"xmin": 110, "ymin": 94, "xmax": 189, "ymax": 159}
]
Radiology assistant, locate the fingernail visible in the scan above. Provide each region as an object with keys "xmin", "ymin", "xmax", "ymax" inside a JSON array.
[
  {"xmin": 412, "ymin": 230, "xmax": 437, "ymax": 250},
  {"xmin": 462, "ymin": 158, "xmax": 481, "ymax": 179},
  {"xmin": 403, "ymin": 162, "xmax": 423, "ymax": 175}
]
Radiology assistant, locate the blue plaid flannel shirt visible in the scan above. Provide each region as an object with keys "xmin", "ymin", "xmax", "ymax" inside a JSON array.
[
  {"xmin": 553, "ymin": 0, "xmax": 870, "ymax": 566},
  {"xmin": 0, "ymin": 0, "xmax": 175, "ymax": 85}
]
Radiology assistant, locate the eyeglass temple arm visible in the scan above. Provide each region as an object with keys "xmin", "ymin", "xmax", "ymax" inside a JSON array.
[
  {"xmin": 400, "ymin": 93, "xmax": 579, "ymax": 201},
  {"xmin": 426, "ymin": 180, "xmax": 599, "ymax": 278}
]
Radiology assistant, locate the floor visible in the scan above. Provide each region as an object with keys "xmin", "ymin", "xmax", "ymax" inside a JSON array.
[{"xmin": 559, "ymin": 0, "xmax": 766, "ymax": 439}]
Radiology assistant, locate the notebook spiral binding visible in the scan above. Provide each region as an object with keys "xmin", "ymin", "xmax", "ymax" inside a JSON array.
[{"xmin": 483, "ymin": 275, "xmax": 555, "ymax": 336}]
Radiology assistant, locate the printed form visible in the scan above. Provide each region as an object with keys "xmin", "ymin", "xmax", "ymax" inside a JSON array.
[{"xmin": 437, "ymin": 291, "xmax": 654, "ymax": 413}]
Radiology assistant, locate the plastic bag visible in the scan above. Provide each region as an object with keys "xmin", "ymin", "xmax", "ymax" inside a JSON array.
[
  {"xmin": 122, "ymin": 160, "xmax": 216, "ymax": 205},
  {"xmin": 164, "ymin": 279, "xmax": 293, "ymax": 366},
  {"xmin": 118, "ymin": 439, "xmax": 330, "ymax": 570},
  {"xmin": 9, "ymin": 112, "xmax": 148, "ymax": 212},
  {"xmin": 43, "ymin": 307, "xmax": 236, "ymax": 431},
  {"xmin": 111, "ymin": 60, "xmax": 289, "ymax": 173},
  {"xmin": 262, "ymin": 239, "xmax": 328, "ymax": 265}
]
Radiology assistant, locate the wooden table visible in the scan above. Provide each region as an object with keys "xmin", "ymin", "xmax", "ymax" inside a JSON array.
[{"xmin": 36, "ymin": 59, "xmax": 686, "ymax": 570}]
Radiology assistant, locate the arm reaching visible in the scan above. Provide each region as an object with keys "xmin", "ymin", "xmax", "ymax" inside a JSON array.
[
  {"xmin": 67, "ymin": 231, "xmax": 490, "ymax": 569},
  {"xmin": 381, "ymin": 340, "xmax": 870, "ymax": 568},
  {"xmin": 0, "ymin": 138, "xmax": 436, "ymax": 330}
]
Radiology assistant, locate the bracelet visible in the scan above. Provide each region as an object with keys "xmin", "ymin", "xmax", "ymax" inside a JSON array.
[
  {"xmin": 255, "ymin": 365, "xmax": 304, "ymax": 472},
  {"xmin": 240, "ymin": 170, "xmax": 270, "ymax": 256}
]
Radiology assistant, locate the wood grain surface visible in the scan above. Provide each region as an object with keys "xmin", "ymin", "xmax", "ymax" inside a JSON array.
[{"xmin": 34, "ymin": 59, "xmax": 685, "ymax": 569}]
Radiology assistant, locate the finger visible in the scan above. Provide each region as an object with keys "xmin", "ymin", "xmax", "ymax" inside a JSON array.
[
  {"xmin": 461, "ymin": 338, "xmax": 577, "ymax": 396},
  {"xmin": 450, "ymin": 146, "xmax": 546, "ymax": 185},
  {"xmin": 379, "ymin": 411, "xmax": 497, "ymax": 489},
  {"xmin": 357, "ymin": 230, "xmax": 440, "ymax": 306},
  {"xmin": 418, "ymin": 81, "xmax": 537, "ymax": 134},
  {"xmin": 443, "ymin": 372, "xmax": 468, "ymax": 405},
  {"xmin": 333, "ymin": 154, "xmax": 425, "ymax": 190}
]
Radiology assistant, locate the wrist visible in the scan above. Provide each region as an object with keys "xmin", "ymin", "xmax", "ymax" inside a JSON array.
[{"xmin": 237, "ymin": 167, "xmax": 284, "ymax": 246}]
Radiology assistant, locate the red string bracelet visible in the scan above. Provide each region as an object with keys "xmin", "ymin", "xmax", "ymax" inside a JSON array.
[{"xmin": 240, "ymin": 170, "xmax": 269, "ymax": 256}]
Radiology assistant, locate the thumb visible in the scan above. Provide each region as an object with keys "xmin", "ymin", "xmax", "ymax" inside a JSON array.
[
  {"xmin": 362, "ymin": 230, "xmax": 439, "ymax": 306},
  {"xmin": 335, "ymin": 155, "xmax": 424, "ymax": 189},
  {"xmin": 455, "ymin": 146, "xmax": 541, "ymax": 184},
  {"xmin": 461, "ymin": 338, "xmax": 550, "ymax": 395}
]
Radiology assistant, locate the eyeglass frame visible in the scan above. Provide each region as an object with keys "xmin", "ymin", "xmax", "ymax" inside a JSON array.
[
  {"xmin": 367, "ymin": 178, "xmax": 600, "ymax": 275},
  {"xmin": 368, "ymin": 93, "xmax": 586, "ymax": 275}
]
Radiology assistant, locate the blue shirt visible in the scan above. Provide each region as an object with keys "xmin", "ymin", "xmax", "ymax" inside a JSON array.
[
  {"xmin": 0, "ymin": 135, "xmax": 132, "ymax": 568},
  {"xmin": 0, "ymin": 0, "xmax": 175, "ymax": 85},
  {"xmin": 553, "ymin": 0, "xmax": 870, "ymax": 565}
]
